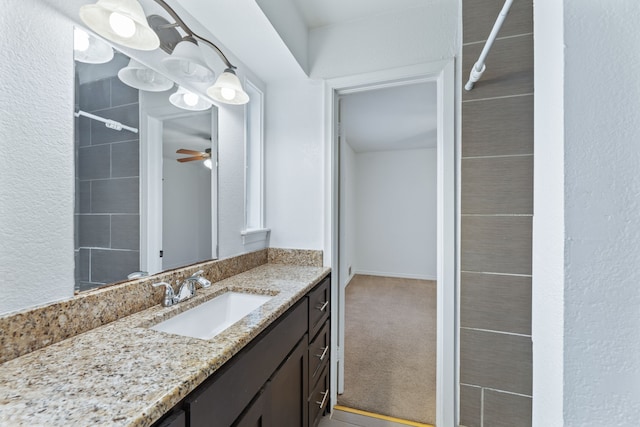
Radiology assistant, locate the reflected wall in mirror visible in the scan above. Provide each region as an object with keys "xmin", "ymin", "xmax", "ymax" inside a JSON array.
[{"xmin": 74, "ymin": 47, "xmax": 142, "ymax": 292}]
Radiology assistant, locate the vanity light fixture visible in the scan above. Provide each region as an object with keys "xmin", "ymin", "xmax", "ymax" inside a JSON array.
[
  {"xmin": 118, "ymin": 58, "xmax": 174, "ymax": 91},
  {"xmin": 162, "ymin": 38, "xmax": 215, "ymax": 83},
  {"xmin": 79, "ymin": 0, "xmax": 160, "ymax": 51},
  {"xmin": 207, "ymin": 68, "xmax": 249, "ymax": 105},
  {"xmin": 79, "ymin": 0, "xmax": 249, "ymax": 105},
  {"xmin": 170, "ymin": 86, "xmax": 212, "ymax": 111},
  {"xmin": 73, "ymin": 27, "xmax": 114, "ymax": 64}
]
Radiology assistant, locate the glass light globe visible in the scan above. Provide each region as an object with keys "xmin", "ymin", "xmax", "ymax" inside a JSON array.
[
  {"xmin": 74, "ymin": 28, "xmax": 90, "ymax": 52},
  {"xmin": 183, "ymin": 92, "xmax": 199, "ymax": 107},
  {"xmin": 109, "ymin": 12, "xmax": 136, "ymax": 38},
  {"xmin": 203, "ymin": 159, "xmax": 213, "ymax": 169},
  {"xmin": 221, "ymin": 87, "xmax": 236, "ymax": 101}
]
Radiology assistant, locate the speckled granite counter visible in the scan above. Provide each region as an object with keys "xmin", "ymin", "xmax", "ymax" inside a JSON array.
[{"xmin": 0, "ymin": 264, "xmax": 330, "ymax": 427}]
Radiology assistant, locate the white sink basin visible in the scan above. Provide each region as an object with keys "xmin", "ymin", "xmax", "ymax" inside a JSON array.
[{"xmin": 151, "ymin": 292, "xmax": 272, "ymax": 340}]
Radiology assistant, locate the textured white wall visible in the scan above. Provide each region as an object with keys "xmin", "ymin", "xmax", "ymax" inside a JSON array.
[
  {"xmin": 354, "ymin": 148, "xmax": 437, "ymax": 280},
  {"xmin": 532, "ymin": 0, "xmax": 565, "ymax": 424},
  {"xmin": 308, "ymin": 4, "xmax": 457, "ymax": 79},
  {"xmin": 561, "ymin": 0, "xmax": 640, "ymax": 424},
  {"xmin": 265, "ymin": 78, "xmax": 325, "ymax": 250},
  {"xmin": 0, "ymin": 0, "xmax": 75, "ymax": 315}
]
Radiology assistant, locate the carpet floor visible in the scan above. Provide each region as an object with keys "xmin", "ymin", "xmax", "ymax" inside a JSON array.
[{"xmin": 337, "ymin": 275, "xmax": 437, "ymax": 425}]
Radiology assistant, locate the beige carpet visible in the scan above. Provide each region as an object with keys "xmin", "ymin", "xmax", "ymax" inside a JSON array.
[{"xmin": 337, "ymin": 275, "xmax": 437, "ymax": 425}]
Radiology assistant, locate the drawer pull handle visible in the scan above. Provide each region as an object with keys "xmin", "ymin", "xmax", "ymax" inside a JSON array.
[
  {"xmin": 316, "ymin": 301, "xmax": 329, "ymax": 312},
  {"xmin": 316, "ymin": 390, "xmax": 329, "ymax": 409},
  {"xmin": 316, "ymin": 346, "xmax": 329, "ymax": 361}
]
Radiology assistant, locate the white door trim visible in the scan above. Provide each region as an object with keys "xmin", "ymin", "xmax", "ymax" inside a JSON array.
[{"xmin": 324, "ymin": 60, "xmax": 457, "ymax": 426}]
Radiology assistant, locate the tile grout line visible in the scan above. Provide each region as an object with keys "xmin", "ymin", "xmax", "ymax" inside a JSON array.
[
  {"xmin": 462, "ymin": 154, "xmax": 534, "ymax": 160},
  {"xmin": 461, "ymin": 270, "xmax": 532, "ymax": 278},
  {"xmin": 480, "ymin": 387, "xmax": 485, "ymax": 427},
  {"xmin": 462, "ymin": 93, "xmax": 534, "ymax": 103},
  {"xmin": 461, "ymin": 214, "xmax": 533, "ymax": 217},
  {"xmin": 463, "ymin": 32, "xmax": 534, "ymax": 47},
  {"xmin": 461, "ymin": 326, "xmax": 531, "ymax": 338}
]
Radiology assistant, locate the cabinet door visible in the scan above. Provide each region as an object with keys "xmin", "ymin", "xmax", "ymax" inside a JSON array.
[
  {"xmin": 266, "ymin": 336, "xmax": 309, "ymax": 427},
  {"xmin": 233, "ymin": 390, "xmax": 267, "ymax": 427}
]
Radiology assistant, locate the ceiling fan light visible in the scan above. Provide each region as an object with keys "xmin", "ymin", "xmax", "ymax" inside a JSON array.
[
  {"xmin": 169, "ymin": 86, "xmax": 212, "ymax": 111},
  {"xmin": 79, "ymin": 0, "xmax": 160, "ymax": 51},
  {"xmin": 118, "ymin": 58, "xmax": 174, "ymax": 91},
  {"xmin": 74, "ymin": 28, "xmax": 114, "ymax": 64},
  {"xmin": 162, "ymin": 39, "xmax": 215, "ymax": 83},
  {"xmin": 203, "ymin": 158, "xmax": 213, "ymax": 169},
  {"xmin": 207, "ymin": 68, "xmax": 249, "ymax": 105}
]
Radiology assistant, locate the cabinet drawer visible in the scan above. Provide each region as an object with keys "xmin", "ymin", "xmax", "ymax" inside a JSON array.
[
  {"xmin": 308, "ymin": 365, "xmax": 329, "ymax": 427},
  {"xmin": 308, "ymin": 276, "xmax": 330, "ymax": 339},
  {"xmin": 308, "ymin": 321, "xmax": 330, "ymax": 389},
  {"xmin": 186, "ymin": 299, "xmax": 308, "ymax": 427}
]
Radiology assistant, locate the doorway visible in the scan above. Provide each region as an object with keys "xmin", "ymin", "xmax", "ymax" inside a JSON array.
[
  {"xmin": 325, "ymin": 61, "xmax": 457, "ymax": 427},
  {"xmin": 336, "ymin": 82, "xmax": 438, "ymax": 425}
]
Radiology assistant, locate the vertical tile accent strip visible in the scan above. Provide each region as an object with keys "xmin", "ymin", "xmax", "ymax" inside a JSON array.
[{"xmin": 461, "ymin": 0, "xmax": 534, "ymax": 424}]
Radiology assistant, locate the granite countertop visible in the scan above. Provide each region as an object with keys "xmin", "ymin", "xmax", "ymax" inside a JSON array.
[{"xmin": 0, "ymin": 264, "xmax": 330, "ymax": 427}]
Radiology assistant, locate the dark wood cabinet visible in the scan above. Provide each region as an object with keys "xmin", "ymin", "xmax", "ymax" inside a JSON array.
[
  {"xmin": 265, "ymin": 336, "xmax": 309, "ymax": 426},
  {"xmin": 152, "ymin": 273, "xmax": 331, "ymax": 427}
]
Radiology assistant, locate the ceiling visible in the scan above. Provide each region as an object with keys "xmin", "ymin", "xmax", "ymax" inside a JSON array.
[
  {"xmin": 292, "ymin": 0, "xmax": 432, "ymax": 29},
  {"xmin": 341, "ymin": 82, "xmax": 438, "ymax": 153},
  {"xmin": 163, "ymin": 113, "xmax": 212, "ymax": 162}
]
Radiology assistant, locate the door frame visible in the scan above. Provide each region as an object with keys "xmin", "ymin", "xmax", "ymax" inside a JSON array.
[
  {"xmin": 324, "ymin": 60, "xmax": 457, "ymax": 426},
  {"xmin": 139, "ymin": 99, "xmax": 219, "ymax": 275}
]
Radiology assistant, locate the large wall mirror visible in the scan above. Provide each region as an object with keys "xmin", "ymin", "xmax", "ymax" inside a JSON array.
[{"xmin": 74, "ymin": 28, "xmax": 217, "ymax": 292}]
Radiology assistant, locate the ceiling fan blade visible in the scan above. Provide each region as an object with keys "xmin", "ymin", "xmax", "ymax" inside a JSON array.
[
  {"xmin": 176, "ymin": 148, "xmax": 203, "ymax": 156},
  {"xmin": 177, "ymin": 156, "xmax": 205, "ymax": 163}
]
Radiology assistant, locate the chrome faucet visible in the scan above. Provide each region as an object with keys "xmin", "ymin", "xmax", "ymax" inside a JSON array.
[{"xmin": 153, "ymin": 270, "xmax": 212, "ymax": 307}]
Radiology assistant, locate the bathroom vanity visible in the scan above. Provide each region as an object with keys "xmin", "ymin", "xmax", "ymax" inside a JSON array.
[
  {"xmin": 155, "ymin": 274, "xmax": 331, "ymax": 427},
  {"xmin": 0, "ymin": 258, "xmax": 331, "ymax": 427}
]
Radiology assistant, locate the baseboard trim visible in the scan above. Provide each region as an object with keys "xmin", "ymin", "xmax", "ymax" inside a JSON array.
[
  {"xmin": 333, "ymin": 405, "xmax": 434, "ymax": 427},
  {"xmin": 354, "ymin": 270, "xmax": 437, "ymax": 281}
]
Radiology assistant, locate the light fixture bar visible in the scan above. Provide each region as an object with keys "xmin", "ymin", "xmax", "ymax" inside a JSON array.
[{"xmin": 152, "ymin": 0, "xmax": 236, "ymax": 70}]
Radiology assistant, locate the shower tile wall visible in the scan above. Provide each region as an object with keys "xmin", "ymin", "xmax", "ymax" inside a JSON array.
[
  {"xmin": 460, "ymin": 0, "xmax": 533, "ymax": 425},
  {"xmin": 75, "ymin": 75, "xmax": 140, "ymax": 292}
]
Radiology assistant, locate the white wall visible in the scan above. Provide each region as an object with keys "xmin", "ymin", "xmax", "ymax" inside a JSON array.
[
  {"xmin": 354, "ymin": 148, "xmax": 437, "ymax": 280},
  {"xmin": 309, "ymin": 4, "xmax": 457, "ymax": 79},
  {"xmin": 0, "ymin": 0, "xmax": 75, "ymax": 315},
  {"xmin": 265, "ymin": 78, "xmax": 325, "ymax": 250},
  {"xmin": 534, "ymin": 0, "xmax": 640, "ymax": 425},
  {"xmin": 562, "ymin": 0, "xmax": 640, "ymax": 424}
]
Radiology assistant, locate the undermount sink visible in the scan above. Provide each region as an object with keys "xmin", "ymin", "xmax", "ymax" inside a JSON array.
[{"xmin": 150, "ymin": 291, "xmax": 272, "ymax": 340}]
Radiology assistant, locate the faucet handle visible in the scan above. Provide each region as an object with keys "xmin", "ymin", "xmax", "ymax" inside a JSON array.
[
  {"xmin": 187, "ymin": 270, "xmax": 211, "ymax": 288},
  {"xmin": 152, "ymin": 282, "xmax": 176, "ymax": 307}
]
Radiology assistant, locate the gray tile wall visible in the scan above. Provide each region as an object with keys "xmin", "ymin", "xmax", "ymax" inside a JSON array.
[
  {"xmin": 460, "ymin": 0, "xmax": 533, "ymax": 425},
  {"xmin": 74, "ymin": 70, "xmax": 140, "ymax": 292}
]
